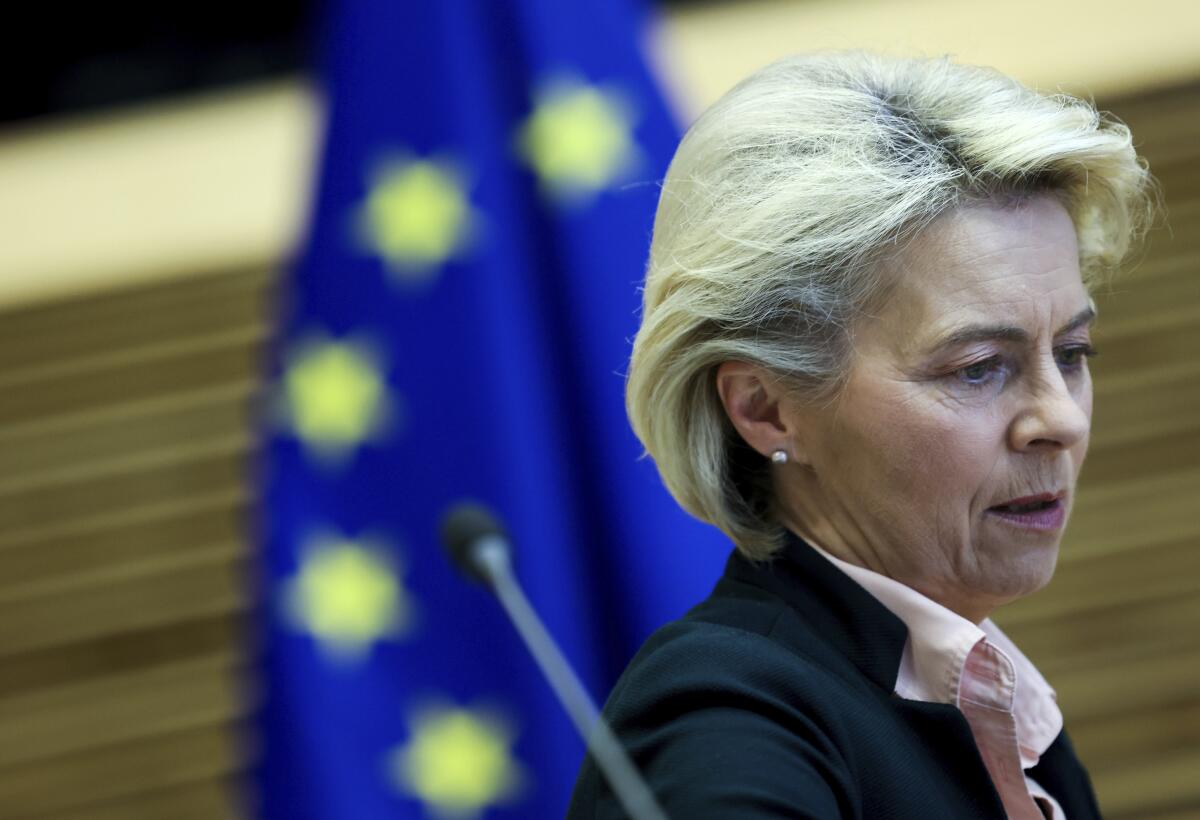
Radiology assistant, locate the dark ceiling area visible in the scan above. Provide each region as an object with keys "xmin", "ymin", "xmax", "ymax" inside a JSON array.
[
  {"xmin": 2, "ymin": 0, "xmax": 713, "ymax": 128},
  {"xmin": 2, "ymin": 0, "xmax": 315, "ymax": 126}
]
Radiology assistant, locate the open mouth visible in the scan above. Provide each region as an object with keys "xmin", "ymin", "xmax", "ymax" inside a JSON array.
[
  {"xmin": 990, "ymin": 498, "xmax": 1057, "ymax": 514},
  {"xmin": 986, "ymin": 495, "xmax": 1065, "ymax": 530}
]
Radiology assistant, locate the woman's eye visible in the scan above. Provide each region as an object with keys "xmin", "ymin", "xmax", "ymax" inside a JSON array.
[
  {"xmin": 1056, "ymin": 344, "xmax": 1098, "ymax": 370},
  {"xmin": 955, "ymin": 357, "xmax": 1002, "ymax": 386}
]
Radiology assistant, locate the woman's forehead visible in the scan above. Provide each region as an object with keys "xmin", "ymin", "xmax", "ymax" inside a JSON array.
[{"xmin": 867, "ymin": 196, "xmax": 1090, "ymax": 351}]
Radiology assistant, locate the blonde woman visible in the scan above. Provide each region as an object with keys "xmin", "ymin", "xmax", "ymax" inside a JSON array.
[{"xmin": 568, "ymin": 52, "xmax": 1153, "ymax": 819}]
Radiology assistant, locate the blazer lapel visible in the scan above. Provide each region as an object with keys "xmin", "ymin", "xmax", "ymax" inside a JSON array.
[
  {"xmin": 725, "ymin": 532, "xmax": 909, "ymax": 692},
  {"xmin": 1028, "ymin": 729, "xmax": 1104, "ymax": 819}
]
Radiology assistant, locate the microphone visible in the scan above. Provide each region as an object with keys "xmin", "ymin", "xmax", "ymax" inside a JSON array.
[
  {"xmin": 440, "ymin": 502, "xmax": 669, "ymax": 820},
  {"xmin": 441, "ymin": 502, "xmax": 511, "ymax": 586}
]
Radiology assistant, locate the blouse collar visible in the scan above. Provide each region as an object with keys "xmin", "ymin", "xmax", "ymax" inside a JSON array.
[{"xmin": 804, "ymin": 539, "xmax": 1063, "ymax": 765}]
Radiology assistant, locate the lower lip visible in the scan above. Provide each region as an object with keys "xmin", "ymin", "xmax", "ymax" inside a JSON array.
[{"xmin": 985, "ymin": 499, "xmax": 1066, "ymax": 531}]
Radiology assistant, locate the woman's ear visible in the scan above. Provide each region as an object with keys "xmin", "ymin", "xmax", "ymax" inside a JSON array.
[{"xmin": 715, "ymin": 361, "xmax": 805, "ymax": 463}]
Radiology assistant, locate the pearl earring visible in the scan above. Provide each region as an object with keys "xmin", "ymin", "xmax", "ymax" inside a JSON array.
[{"xmin": 771, "ymin": 449, "xmax": 789, "ymax": 465}]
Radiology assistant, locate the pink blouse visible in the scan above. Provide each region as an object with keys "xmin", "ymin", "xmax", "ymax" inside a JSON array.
[{"xmin": 806, "ymin": 542, "xmax": 1066, "ymax": 820}]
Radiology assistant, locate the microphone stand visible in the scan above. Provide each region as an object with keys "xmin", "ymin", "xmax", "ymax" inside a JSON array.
[{"xmin": 472, "ymin": 536, "xmax": 669, "ymax": 820}]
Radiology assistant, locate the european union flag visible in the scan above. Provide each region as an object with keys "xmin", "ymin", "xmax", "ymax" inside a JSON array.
[{"xmin": 255, "ymin": 0, "xmax": 729, "ymax": 816}]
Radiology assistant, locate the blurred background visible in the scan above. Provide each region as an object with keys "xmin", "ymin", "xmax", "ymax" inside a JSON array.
[{"xmin": 1, "ymin": 1, "xmax": 1198, "ymax": 818}]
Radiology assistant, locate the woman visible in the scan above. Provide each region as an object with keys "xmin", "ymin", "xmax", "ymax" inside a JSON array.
[{"xmin": 568, "ymin": 52, "xmax": 1154, "ymax": 818}]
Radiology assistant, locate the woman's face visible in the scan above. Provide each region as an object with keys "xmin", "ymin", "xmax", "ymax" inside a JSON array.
[{"xmin": 778, "ymin": 195, "xmax": 1094, "ymax": 623}]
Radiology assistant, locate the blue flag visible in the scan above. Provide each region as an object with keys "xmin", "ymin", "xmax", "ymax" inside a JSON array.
[{"xmin": 255, "ymin": 0, "xmax": 729, "ymax": 816}]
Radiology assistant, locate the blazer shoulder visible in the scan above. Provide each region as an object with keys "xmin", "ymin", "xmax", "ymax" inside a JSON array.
[
  {"xmin": 574, "ymin": 604, "xmax": 862, "ymax": 819},
  {"xmin": 608, "ymin": 595, "xmax": 870, "ymax": 722}
]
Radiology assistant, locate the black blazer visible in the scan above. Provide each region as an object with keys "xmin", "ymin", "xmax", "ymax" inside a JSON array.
[{"xmin": 567, "ymin": 533, "xmax": 1102, "ymax": 819}]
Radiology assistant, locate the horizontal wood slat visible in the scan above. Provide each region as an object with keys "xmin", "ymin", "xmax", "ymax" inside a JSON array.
[
  {"xmin": 1051, "ymin": 645, "xmax": 1200, "ymax": 721},
  {"xmin": 1071, "ymin": 698, "xmax": 1200, "ymax": 771},
  {"xmin": 1006, "ymin": 589, "xmax": 1200, "ymax": 676},
  {"xmin": 1093, "ymin": 747, "xmax": 1200, "ymax": 819},
  {"xmin": 1059, "ymin": 467, "xmax": 1200, "ymax": 560},
  {"xmin": 0, "ymin": 326, "xmax": 268, "ymax": 394},
  {"xmin": 1091, "ymin": 360, "xmax": 1200, "ymax": 444},
  {"xmin": 0, "ymin": 614, "xmax": 244, "ymax": 700},
  {"xmin": 1083, "ymin": 429, "xmax": 1200, "ymax": 483},
  {"xmin": 32, "ymin": 779, "xmax": 244, "ymax": 820},
  {"xmin": 1001, "ymin": 535, "xmax": 1200, "ymax": 627},
  {"xmin": 0, "ymin": 269, "xmax": 271, "ymax": 374},
  {"xmin": 0, "ymin": 554, "xmax": 248, "ymax": 657},
  {"xmin": 0, "ymin": 451, "xmax": 247, "ymax": 536},
  {"xmin": 0, "ymin": 657, "xmax": 245, "ymax": 768},
  {"xmin": 0, "ymin": 383, "xmax": 257, "ymax": 484},
  {"xmin": 0, "ymin": 489, "xmax": 245, "ymax": 554},
  {"xmin": 1088, "ymin": 317, "xmax": 1198, "ymax": 374},
  {"xmin": 0, "ymin": 502, "xmax": 248, "ymax": 596},
  {"xmin": 0, "ymin": 723, "xmax": 245, "ymax": 818},
  {"xmin": 1095, "ymin": 257, "xmax": 1200, "ymax": 324},
  {"xmin": 0, "ymin": 540, "xmax": 243, "ymax": 608},
  {"xmin": 0, "ymin": 337, "xmax": 265, "ymax": 428},
  {"xmin": 0, "ymin": 435, "xmax": 252, "ymax": 502}
]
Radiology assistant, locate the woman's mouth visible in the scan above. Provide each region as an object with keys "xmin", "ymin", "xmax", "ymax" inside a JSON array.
[{"xmin": 985, "ymin": 495, "xmax": 1066, "ymax": 531}]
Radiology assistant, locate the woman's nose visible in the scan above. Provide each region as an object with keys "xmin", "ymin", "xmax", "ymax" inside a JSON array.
[{"xmin": 1008, "ymin": 364, "xmax": 1091, "ymax": 452}]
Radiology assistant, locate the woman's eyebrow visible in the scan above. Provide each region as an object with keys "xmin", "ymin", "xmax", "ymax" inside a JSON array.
[
  {"xmin": 924, "ymin": 305, "xmax": 1097, "ymax": 355},
  {"xmin": 925, "ymin": 324, "xmax": 1027, "ymax": 355},
  {"xmin": 1056, "ymin": 304, "xmax": 1097, "ymax": 336}
]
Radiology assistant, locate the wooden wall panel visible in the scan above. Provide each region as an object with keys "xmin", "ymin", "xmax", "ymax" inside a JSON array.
[
  {"xmin": 0, "ymin": 725, "xmax": 244, "ymax": 817},
  {"xmin": 0, "ymin": 269, "xmax": 267, "ymax": 819},
  {"xmin": 42, "ymin": 780, "xmax": 245, "ymax": 820}
]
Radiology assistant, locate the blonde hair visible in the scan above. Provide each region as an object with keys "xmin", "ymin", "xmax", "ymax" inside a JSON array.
[{"xmin": 627, "ymin": 51, "xmax": 1155, "ymax": 560}]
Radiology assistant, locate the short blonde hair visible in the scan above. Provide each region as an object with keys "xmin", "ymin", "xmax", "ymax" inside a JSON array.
[{"xmin": 627, "ymin": 51, "xmax": 1155, "ymax": 560}]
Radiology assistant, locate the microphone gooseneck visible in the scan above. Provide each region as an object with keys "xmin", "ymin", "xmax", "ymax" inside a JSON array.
[{"xmin": 439, "ymin": 502, "xmax": 669, "ymax": 820}]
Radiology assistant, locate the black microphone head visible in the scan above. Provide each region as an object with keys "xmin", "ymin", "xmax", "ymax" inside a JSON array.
[{"xmin": 440, "ymin": 501, "xmax": 509, "ymax": 584}]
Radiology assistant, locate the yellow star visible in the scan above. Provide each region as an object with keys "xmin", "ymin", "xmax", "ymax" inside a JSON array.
[
  {"xmin": 518, "ymin": 78, "xmax": 638, "ymax": 201},
  {"xmin": 280, "ymin": 337, "xmax": 391, "ymax": 465},
  {"xmin": 388, "ymin": 705, "xmax": 523, "ymax": 818},
  {"xmin": 283, "ymin": 536, "xmax": 411, "ymax": 663},
  {"xmin": 357, "ymin": 158, "xmax": 472, "ymax": 280}
]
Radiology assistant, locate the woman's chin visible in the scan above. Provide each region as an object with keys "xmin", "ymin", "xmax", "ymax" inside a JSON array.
[{"xmin": 977, "ymin": 547, "xmax": 1061, "ymax": 607}]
